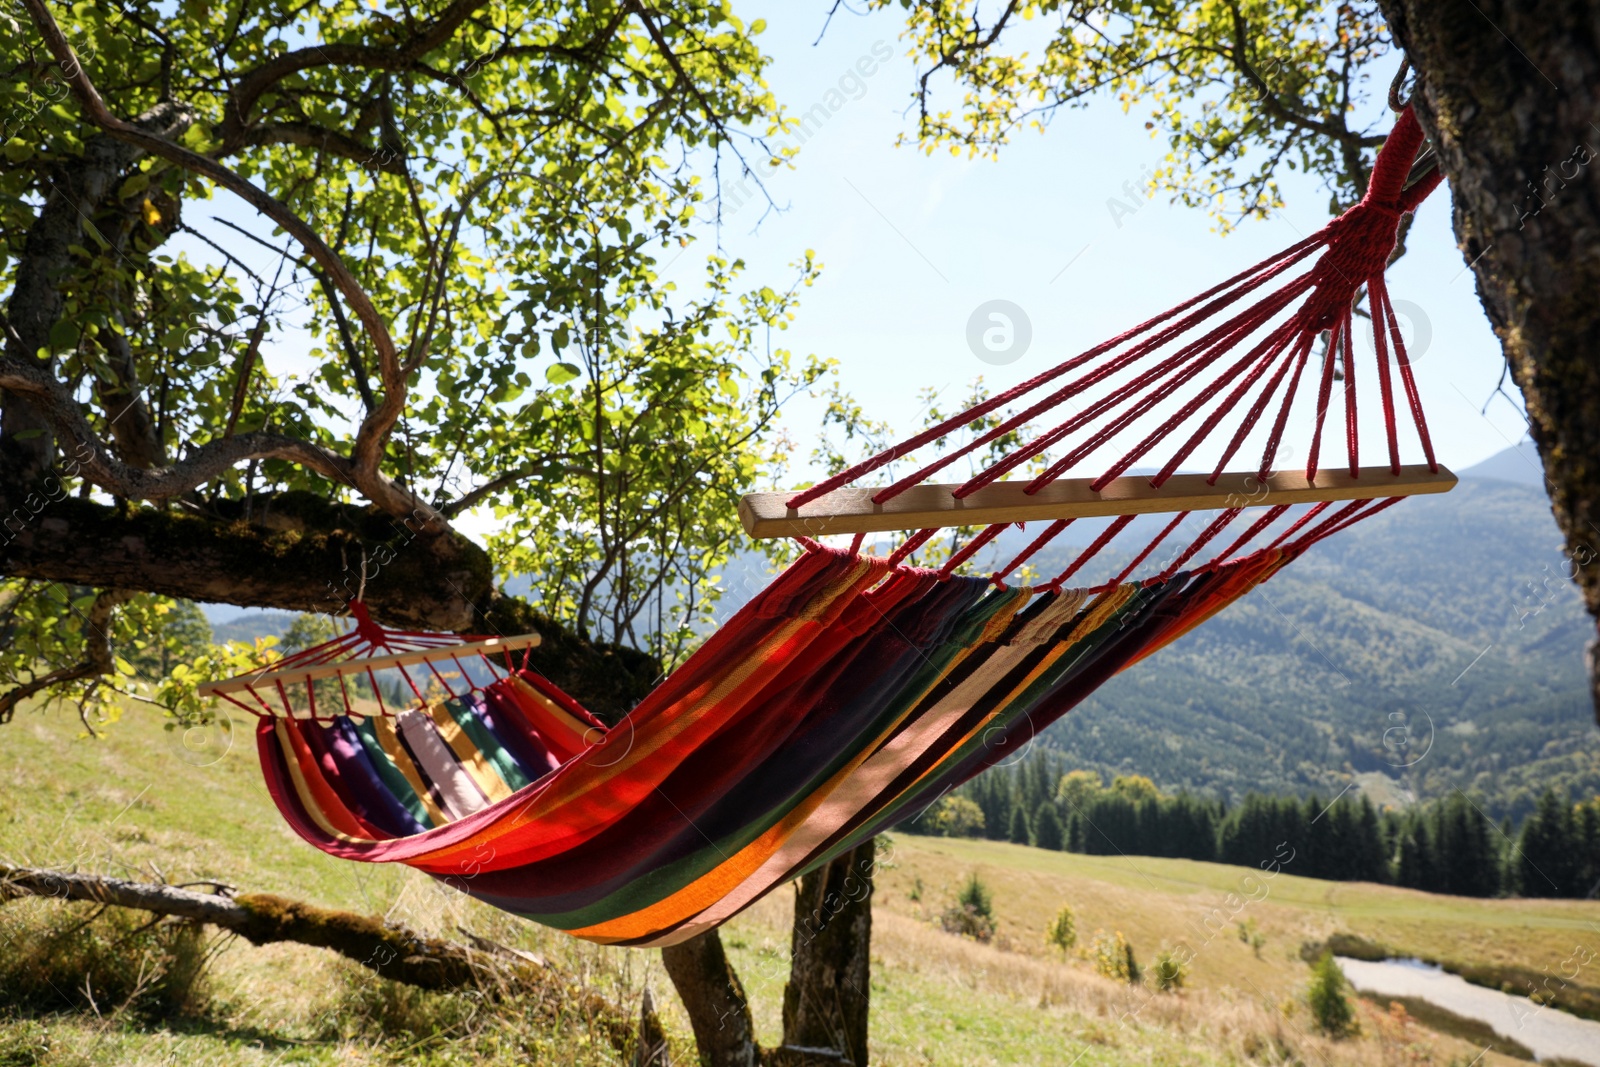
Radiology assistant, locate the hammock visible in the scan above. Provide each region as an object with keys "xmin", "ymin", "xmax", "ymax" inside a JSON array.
[{"xmin": 210, "ymin": 106, "xmax": 1453, "ymax": 948}]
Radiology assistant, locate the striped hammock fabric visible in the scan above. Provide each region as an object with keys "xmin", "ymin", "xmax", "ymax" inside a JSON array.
[
  {"xmin": 261, "ymin": 543, "xmax": 1294, "ymax": 947},
  {"xmin": 254, "ymin": 106, "xmax": 1445, "ymax": 948}
]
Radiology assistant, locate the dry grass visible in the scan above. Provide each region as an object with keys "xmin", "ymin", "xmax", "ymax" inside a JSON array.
[{"xmin": 3, "ymin": 708, "xmax": 1596, "ymax": 1064}]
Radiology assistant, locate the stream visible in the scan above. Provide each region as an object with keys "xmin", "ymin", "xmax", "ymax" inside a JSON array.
[{"xmin": 1337, "ymin": 956, "xmax": 1600, "ymax": 1066}]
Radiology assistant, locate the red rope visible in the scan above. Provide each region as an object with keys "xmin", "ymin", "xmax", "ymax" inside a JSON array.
[
  {"xmin": 886, "ymin": 528, "xmax": 937, "ymax": 568},
  {"xmin": 1206, "ymin": 504, "xmax": 1290, "ymax": 568},
  {"xmin": 937, "ymin": 523, "xmax": 1008, "ymax": 579},
  {"xmin": 1104, "ymin": 512, "xmax": 1188, "ymax": 588},
  {"xmin": 1378, "ymin": 276, "xmax": 1439, "ymax": 471},
  {"xmin": 1154, "ymin": 508, "xmax": 1242, "ymax": 581},
  {"xmin": 991, "ymin": 519, "xmax": 1072, "ymax": 585},
  {"xmin": 1248, "ymin": 329, "xmax": 1318, "ymax": 481},
  {"xmin": 1045, "ymin": 514, "xmax": 1135, "ymax": 592},
  {"xmin": 975, "ymin": 273, "xmax": 1316, "ymax": 497},
  {"xmin": 791, "ymin": 233, "xmax": 1329, "ymax": 510},
  {"xmin": 1342, "ymin": 302, "xmax": 1359, "ymax": 476},
  {"xmin": 1264, "ymin": 501, "xmax": 1335, "ymax": 552},
  {"xmin": 1370, "ymin": 276, "xmax": 1402, "ymax": 474},
  {"xmin": 1191, "ymin": 327, "xmax": 1306, "ymax": 484},
  {"xmin": 1304, "ymin": 319, "xmax": 1341, "ymax": 482},
  {"xmin": 1296, "ymin": 496, "xmax": 1404, "ymax": 549}
]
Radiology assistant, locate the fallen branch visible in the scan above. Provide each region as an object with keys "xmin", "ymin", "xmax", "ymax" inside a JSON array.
[{"xmin": 0, "ymin": 864, "xmax": 637, "ymax": 1052}]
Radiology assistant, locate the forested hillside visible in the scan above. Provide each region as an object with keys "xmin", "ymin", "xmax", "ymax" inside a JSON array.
[{"xmin": 1040, "ymin": 448, "xmax": 1599, "ymax": 822}]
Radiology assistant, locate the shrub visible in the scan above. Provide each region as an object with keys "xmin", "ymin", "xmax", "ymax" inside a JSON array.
[
  {"xmin": 939, "ymin": 872, "xmax": 998, "ymax": 943},
  {"xmin": 934, "ymin": 796, "xmax": 988, "ymax": 838},
  {"xmin": 1151, "ymin": 949, "xmax": 1188, "ymax": 992},
  {"xmin": 1043, "ymin": 908, "xmax": 1081, "ymax": 953},
  {"xmin": 1307, "ymin": 952, "xmax": 1357, "ymax": 1037},
  {"xmin": 0, "ymin": 901, "xmax": 212, "ymax": 1019},
  {"xmin": 1045, "ymin": 905, "xmax": 1077, "ymax": 955},
  {"xmin": 1237, "ymin": 918, "xmax": 1266, "ymax": 957},
  {"xmin": 329, "ymin": 962, "xmax": 486, "ymax": 1045},
  {"xmin": 1090, "ymin": 930, "xmax": 1140, "ymax": 984}
]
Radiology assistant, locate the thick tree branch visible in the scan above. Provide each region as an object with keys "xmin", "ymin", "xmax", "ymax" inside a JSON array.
[
  {"xmin": 0, "ymin": 352, "xmax": 435, "ymax": 519},
  {"xmin": 0, "ymin": 864, "xmax": 639, "ymax": 1055},
  {"xmin": 19, "ymin": 0, "xmax": 409, "ymax": 491},
  {"xmin": 0, "ymin": 491, "xmax": 659, "ymax": 718},
  {"xmin": 213, "ymin": 0, "xmax": 495, "ymax": 149},
  {"xmin": 231, "ymin": 121, "xmax": 411, "ymax": 176}
]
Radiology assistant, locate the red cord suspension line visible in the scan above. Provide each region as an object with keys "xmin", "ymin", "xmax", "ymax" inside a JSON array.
[
  {"xmin": 1196, "ymin": 323, "xmax": 1318, "ymax": 486},
  {"xmin": 1153, "ymin": 507, "xmax": 1243, "ymax": 582},
  {"xmin": 1264, "ymin": 500, "xmax": 1336, "ymax": 553},
  {"xmin": 1097, "ymin": 511, "xmax": 1189, "ymax": 591},
  {"xmin": 1303, "ymin": 317, "xmax": 1343, "ymax": 482},
  {"xmin": 963, "ymin": 271, "xmax": 1319, "ymax": 500},
  {"xmin": 1370, "ymin": 275, "xmax": 1403, "ymax": 475},
  {"xmin": 1296, "ymin": 496, "xmax": 1404, "ymax": 549},
  {"xmin": 848, "ymin": 531, "xmax": 866, "ymax": 555},
  {"xmin": 366, "ymin": 665, "xmax": 388, "ymax": 717},
  {"xmin": 937, "ymin": 522, "xmax": 1010, "ymax": 579},
  {"xmin": 1040, "ymin": 298, "xmax": 1311, "ymax": 494},
  {"xmin": 885, "ymin": 528, "xmax": 937, "ymax": 568},
  {"xmin": 1151, "ymin": 323, "xmax": 1311, "ymax": 489},
  {"xmin": 1376, "ymin": 275, "xmax": 1439, "ymax": 471},
  {"xmin": 220, "ymin": 691, "xmax": 265, "ymax": 719},
  {"xmin": 873, "ymin": 248, "xmax": 1325, "ymax": 507},
  {"xmin": 1247, "ymin": 328, "xmax": 1319, "ymax": 482},
  {"xmin": 1045, "ymin": 513, "xmax": 1136, "ymax": 592},
  {"xmin": 991, "ymin": 519, "xmax": 1074, "ymax": 586},
  {"xmin": 1206, "ymin": 504, "xmax": 1291, "ymax": 569},
  {"xmin": 1087, "ymin": 312, "xmax": 1308, "ymax": 493},
  {"xmin": 788, "ymin": 232, "xmax": 1330, "ymax": 510},
  {"xmin": 1342, "ymin": 301, "xmax": 1360, "ymax": 477}
]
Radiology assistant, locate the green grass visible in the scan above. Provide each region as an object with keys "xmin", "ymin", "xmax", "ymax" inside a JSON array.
[{"xmin": 4, "ymin": 707, "xmax": 1598, "ymax": 1065}]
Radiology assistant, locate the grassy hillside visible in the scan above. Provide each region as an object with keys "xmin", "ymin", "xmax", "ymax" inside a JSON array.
[{"xmin": 5, "ymin": 709, "xmax": 1598, "ymax": 1066}]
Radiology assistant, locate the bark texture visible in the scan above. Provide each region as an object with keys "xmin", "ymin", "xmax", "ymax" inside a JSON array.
[
  {"xmin": 660, "ymin": 841, "xmax": 878, "ymax": 1067},
  {"xmin": 1381, "ymin": 0, "xmax": 1600, "ymax": 719},
  {"xmin": 660, "ymin": 929, "xmax": 763, "ymax": 1067},
  {"xmin": 776, "ymin": 840, "xmax": 875, "ymax": 1067},
  {"xmin": 0, "ymin": 863, "xmax": 637, "ymax": 1054},
  {"xmin": 0, "ymin": 489, "xmax": 659, "ymax": 719}
]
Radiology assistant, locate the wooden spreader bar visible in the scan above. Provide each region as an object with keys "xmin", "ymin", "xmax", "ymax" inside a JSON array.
[
  {"xmin": 195, "ymin": 632, "xmax": 542, "ymax": 698},
  {"xmin": 739, "ymin": 464, "xmax": 1456, "ymax": 540}
]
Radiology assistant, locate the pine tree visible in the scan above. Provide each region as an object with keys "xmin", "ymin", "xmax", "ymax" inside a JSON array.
[
  {"xmin": 1034, "ymin": 803, "xmax": 1065, "ymax": 850},
  {"xmin": 1517, "ymin": 788, "xmax": 1579, "ymax": 897},
  {"xmin": 1307, "ymin": 952, "xmax": 1356, "ymax": 1037},
  {"xmin": 1008, "ymin": 805, "xmax": 1031, "ymax": 845}
]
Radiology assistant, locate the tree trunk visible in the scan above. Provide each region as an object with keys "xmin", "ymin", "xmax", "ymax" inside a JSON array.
[
  {"xmin": 774, "ymin": 839, "xmax": 875, "ymax": 1067},
  {"xmin": 661, "ymin": 840, "xmax": 878, "ymax": 1067},
  {"xmin": 1381, "ymin": 0, "xmax": 1600, "ymax": 721},
  {"xmin": 660, "ymin": 929, "xmax": 763, "ymax": 1067}
]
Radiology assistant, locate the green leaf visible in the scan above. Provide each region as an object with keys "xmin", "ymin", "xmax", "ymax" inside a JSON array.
[
  {"xmin": 545, "ymin": 362, "xmax": 581, "ymax": 386},
  {"xmin": 119, "ymin": 171, "xmax": 151, "ymax": 198}
]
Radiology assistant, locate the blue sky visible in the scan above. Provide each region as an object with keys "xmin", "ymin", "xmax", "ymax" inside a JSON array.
[{"xmin": 679, "ymin": 3, "xmax": 1531, "ymax": 482}]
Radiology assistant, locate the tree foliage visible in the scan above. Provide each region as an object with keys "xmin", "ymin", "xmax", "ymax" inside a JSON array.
[
  {"xmin": 0, "ymin": 0, "xmax": 828, "ymax": 717},
  {"xmin": 875, "ymin": 0, "xmax": 1398, "ymax": 228}
]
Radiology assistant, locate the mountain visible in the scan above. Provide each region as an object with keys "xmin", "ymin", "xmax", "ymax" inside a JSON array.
[
  {"xmin": 208, "ymin": 610, "xmax": 299, "ymax": 645},
  {"xmin": 708, "ymin": 442, "xmax": 1597, "ymax": 821},
  {"xmin": 1045, "ymin": 444, "xmax": 1599, "ymax": 822},
  {"xmin": 1456, "ymin": 437, "xmax": 1546, "ymax": 487}
]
